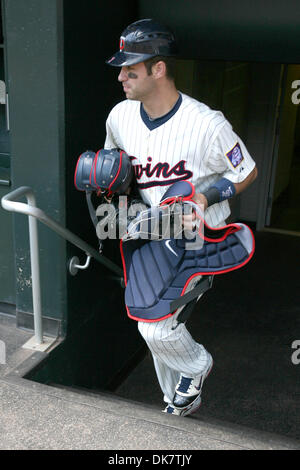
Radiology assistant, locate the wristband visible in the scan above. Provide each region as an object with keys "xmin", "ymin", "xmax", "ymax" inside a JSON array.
[{"xmin": 203, "ymin": 178, "xmax": 236, "ymax": 207}]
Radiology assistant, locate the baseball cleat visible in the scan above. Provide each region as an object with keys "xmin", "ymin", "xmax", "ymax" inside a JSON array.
[
  {"xmin": 173, "ymin": 353, "xmax": 213, "ymax": 409},
  {"xmin": 162, "ymin": 393, "xmax": 202, "ymax": 416}
]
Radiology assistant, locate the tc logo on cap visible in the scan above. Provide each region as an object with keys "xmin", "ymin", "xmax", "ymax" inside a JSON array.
[{"xmin": 119, "ymin": 37, "xmax": 125, "ymax": 51}]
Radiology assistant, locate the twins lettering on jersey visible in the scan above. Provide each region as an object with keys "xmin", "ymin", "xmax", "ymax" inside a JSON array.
[{"xmin": 131, "ymin": 156, "xmax": 193, "ymax": 189}]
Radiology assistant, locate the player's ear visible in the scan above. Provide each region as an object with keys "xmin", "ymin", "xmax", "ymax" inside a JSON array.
[{"xmin": 152, "ymin": 60, "xmax": 166, "ymax": 79}]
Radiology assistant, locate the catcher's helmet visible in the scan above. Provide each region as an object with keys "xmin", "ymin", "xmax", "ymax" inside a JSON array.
[
  {"xmin": 106, "ymin": 18, "xmax": 178, "ymax": 67},
  {"xmin": 74, "ymin": 148, "xmax": 133, "ymax": 197}
]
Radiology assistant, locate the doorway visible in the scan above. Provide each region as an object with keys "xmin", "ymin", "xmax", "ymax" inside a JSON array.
[{"xmin": 265, "ymin": 65, "xmax": 300, "ymax": 234}]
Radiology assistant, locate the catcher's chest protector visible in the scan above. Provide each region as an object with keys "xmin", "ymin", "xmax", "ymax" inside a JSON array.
[{"xmin": 120, "ymin": 222, "xmax": 255, "ymax": 322}]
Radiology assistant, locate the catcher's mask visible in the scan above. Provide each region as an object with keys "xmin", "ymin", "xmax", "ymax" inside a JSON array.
[{"xmin": 74, "ymin": 148, "xmax": 133, "ymax": 198}]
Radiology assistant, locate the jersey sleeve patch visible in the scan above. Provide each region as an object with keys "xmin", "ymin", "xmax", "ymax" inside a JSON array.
[{"xmin": 225, "ymin": 142, "xmax": 244, "ymax": 168}]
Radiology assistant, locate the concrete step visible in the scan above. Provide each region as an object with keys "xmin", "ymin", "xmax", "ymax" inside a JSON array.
[{"xmin": 1, "ymin": 370, "xmax": 299, "ymax": 450}]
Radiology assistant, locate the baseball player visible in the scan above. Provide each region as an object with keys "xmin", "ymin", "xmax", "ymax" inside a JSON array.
[{"xmin": 104, "ymin": 19, "xmax": 257, "ymax": 416}]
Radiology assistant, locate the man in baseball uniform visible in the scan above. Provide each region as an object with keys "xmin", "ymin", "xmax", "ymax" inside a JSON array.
[{"xmin": 105, "ymin": 19, "xmax": 257, "ymax": 416}]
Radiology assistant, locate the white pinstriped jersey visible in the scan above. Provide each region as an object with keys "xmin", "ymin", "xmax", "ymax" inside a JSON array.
[{"xmin": 104, "ymin": 92, "xmax": 256, "ymax": 227}]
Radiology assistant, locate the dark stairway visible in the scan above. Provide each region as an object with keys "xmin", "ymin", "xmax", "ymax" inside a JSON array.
[{"xmin": 114, "ymin": 230, "xmax": 300, "ymax": 441}]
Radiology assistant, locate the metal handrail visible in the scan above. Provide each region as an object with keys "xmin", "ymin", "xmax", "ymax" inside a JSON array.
[{"xmin": 1, "ymin": 186, "xmax": 123, "ymax": 345}]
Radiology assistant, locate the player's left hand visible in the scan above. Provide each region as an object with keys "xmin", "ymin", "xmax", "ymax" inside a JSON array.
[{"xmin": 181, "ymin": 193, "xmax": 207, "ymax": 231}]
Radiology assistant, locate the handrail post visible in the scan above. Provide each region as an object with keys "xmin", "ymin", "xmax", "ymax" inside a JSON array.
[{"xmin": 27, "ymin": 192, "xmax": 43, "ymax": 345}]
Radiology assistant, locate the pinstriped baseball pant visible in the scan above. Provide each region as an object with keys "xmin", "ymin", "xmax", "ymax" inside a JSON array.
[{"xmin": 137, "ymin": 275, "xmax": 211, "ymax": 405}]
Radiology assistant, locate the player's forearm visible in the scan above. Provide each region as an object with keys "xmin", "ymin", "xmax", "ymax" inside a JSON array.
[{"xmin": 194, "ymin": 165, "xmax": 258, "ymax": 210}]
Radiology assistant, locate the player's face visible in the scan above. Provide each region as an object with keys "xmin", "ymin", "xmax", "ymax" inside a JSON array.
[{"xmin": 118, "ymin": 62, "xmax": 156, "ymax": 101}]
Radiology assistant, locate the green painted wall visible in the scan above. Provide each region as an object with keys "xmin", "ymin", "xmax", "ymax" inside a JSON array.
[
  {"xmin": 3, "ymin": 0, "xmax": 66, "ymax": 327},
  {"xmin": 0, "ymin": 0, "xmax": 15, "ymax": 306}
]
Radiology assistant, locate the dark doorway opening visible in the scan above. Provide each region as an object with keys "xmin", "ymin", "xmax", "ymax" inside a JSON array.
[{"xmin": 266, "ymin": 65, "xmax": 300, "ymax": 234}]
